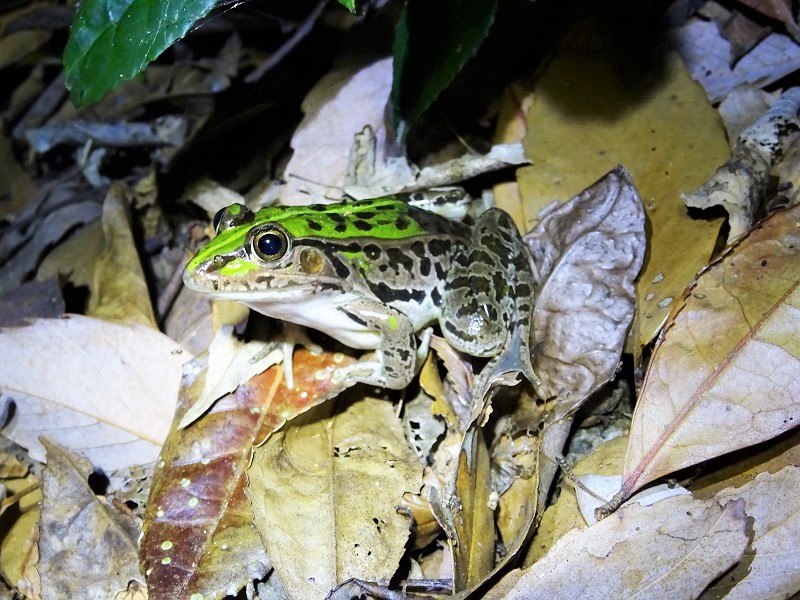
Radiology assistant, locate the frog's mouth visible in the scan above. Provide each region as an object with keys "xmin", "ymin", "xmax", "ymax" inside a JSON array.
[{"xmin": 182, "ymin": 267, "xmax": 347, "ymax": 301}]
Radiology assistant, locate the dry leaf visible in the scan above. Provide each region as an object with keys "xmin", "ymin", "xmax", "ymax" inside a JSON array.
[
  {"xmin": 0, "ymin": 315, "xmax": 187, "ymax": 471},
  {"xmin": 525, "ymin": 166, "xmax": 645, "ymax": 417},
  {"xmin": 519, "ymin": 51, "xmax": 728, "ymax": 348},
  {"xmin": 674, "ymin": 20, "xmax": 800, "ymax": 103},
  {"xmin": 140, "ymin": 349, "xmax": 350, "ymax": 600},
  {"xmin": 279, "ymin": 58, "xmax": 392, "ymax": 204},
  {"xmin": 247, "ymin": 396, "xmax": 423, "ymax": 600},
  {"xmin": 621, "ymin": 203, "xmax": 800, "ymax": 501},
  {"xmin": 683, "ymin": 87, "xmax": 800, "ymax": 242},
  {"xmin": 0, "ymin": 473, "xmax": 41, "ymax": 595},
  {"xmin": 487, "ymin": 495, "xmax": 748, "ymax": 600},
  {"xmin": 710, "ymin": 465, "xmax": 800, "ymax": 599},
  {"xmin": 178, "ymin": 325, "xmax": 283, "ymax": 428},
  {"xmin": 429, "ymin": 427, "xmax": 494, "ymax": 592},
  {"xmin": 717, "ymin": 86, "xmax": 775, "ymax": 143},
  {"xmin": 88, "ymin": 183, "xmax": 158, "ymax": 328},
  {"xmin": 38, "ymin": 439, "xmax": 142, "ymax": 600}
]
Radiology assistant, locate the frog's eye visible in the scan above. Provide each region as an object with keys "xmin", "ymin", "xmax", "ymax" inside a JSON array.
[
  {"xmin": 212, "ymin": 208, "xmax": 225, "ymax": 232},
  {"xmin": 252, "ymin": 228, "xmax": 289, "ymax": 262}
]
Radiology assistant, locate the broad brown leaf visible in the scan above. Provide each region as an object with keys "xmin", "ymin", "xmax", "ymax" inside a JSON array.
[
  {"xmin": 621, "ymin": 204, "xmax": 800, "ymax": 500},
  {"xmin": 140, "ymin": 349, "xmax": 353, "ymax": 600}
]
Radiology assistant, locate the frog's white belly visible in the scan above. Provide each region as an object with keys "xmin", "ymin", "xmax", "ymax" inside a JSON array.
[{"xmin": 244, "ymin": 291, "xmax": 382, "ymax": 349}]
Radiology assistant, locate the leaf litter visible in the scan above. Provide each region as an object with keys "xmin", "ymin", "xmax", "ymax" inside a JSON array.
[{"xmin": 3, "ymin": 1, "xmax": 800, "ymax": 599}]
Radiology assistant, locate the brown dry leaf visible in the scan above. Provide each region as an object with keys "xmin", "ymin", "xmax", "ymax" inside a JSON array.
[
  {"xmin": 0, "ymin": 315, "xmax": 186, "ymax": 471},
  {"xmin": 247, "ymin": 396, "xmax": 423, "ymax": 600},
  {"xmin": 140, "ymin": 349, "xmax": 351, "ymax": 600},
  {"xmin": 88, "ymin": 182, "xmax": 158, "ymax": 328},
  {"xmin": 487, "ymin": 495, "xmax": 748, "ymax": 600},
  {"xmin": 37, "ymin": 220, "xmax": 103, "ymax": 289},
  {"xmin": 709, "ymin": 465, "xmax": 800, "ymax": 599},
  {"xmin": 684, "ymin": 87, "xmax": 800, "ymax": 242},
  {"xmin": 525, "ymin": 166, "xmax": 645, "ymax": 417},
  {"xmin": 38, "ymin": 439, "xmax": 142, "ymax": 600},
  {"xmin": 734, "ymin": 0, "xmax": 798, "ymax": 31},
  {"xmin": 429, "ymin": 427, "xmax": 494, "ymax": 592},
  {"xmin": 519, "ymin": 52, "xmax": 728, "ymax": 348},
  {"xmin": 621, "ymin": 203, "xmax": 800, "ymax": 501}
]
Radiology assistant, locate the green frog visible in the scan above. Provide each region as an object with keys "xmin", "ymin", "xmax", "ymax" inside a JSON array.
[{"xmin": 183, "ymin": 192, "xmax": 538, "ymax": 394}]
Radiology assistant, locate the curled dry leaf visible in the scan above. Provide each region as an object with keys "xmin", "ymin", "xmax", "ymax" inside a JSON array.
[
  {"xmin": 246, "ymin": 396, "xmax": 424, "ymax": 600},
  {"xmin": 0, "ymin": 315, "xmax": 186, "ymax": 471},
  {"xmin": 525, "ymin": 166, "xmax": 646, "ymax": 418},
  {"xmin": 140, "ymin": 349, "xmax": 351, "ymax": 600},
  {"xmin": 683, "ymin": 87, "xmax": 800, "ymax": 242},
  {"xmin": 487, "ymin": 495, "xmax": 748, "ymax": 600},
  {"xmin": 620, "ymin": 203, "xmax": 800, "ymax": 502},
  {"xmin": 39, "ymin": 439, "xmax": 142, "ymax": 600},
  {"xmin": 429, "ymin": 427, "xmax": 494, "ymax": 593},
  {"xmin": 711, "ymin": 465, "xmax": 800, "ymax": 599}
]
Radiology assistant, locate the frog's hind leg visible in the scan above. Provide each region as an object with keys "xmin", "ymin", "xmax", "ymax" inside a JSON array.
[{"xmin": 441, "ymin": 208, "xmax": 539, "ymax": 406}]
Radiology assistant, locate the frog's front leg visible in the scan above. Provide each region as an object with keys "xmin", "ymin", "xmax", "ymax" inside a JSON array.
[{"xmin": 330, "ymin": 298, "xmax": 418, "ymax": 389}]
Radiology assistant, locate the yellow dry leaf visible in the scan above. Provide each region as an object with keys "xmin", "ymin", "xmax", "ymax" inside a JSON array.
[
  {"xmin": 621, "ymin": 203, "xmax": 800, "ymax": 499},
  {"xmin": 518, "ymin": 52, "xmax": 729, "ymax": 348},
  {"xmin": 247, "ymin": 397, "xmax": 423, "ymax": 600},
  {"xmin": 89, "ymin": 183, "xmax": 157, "ymax": 328}
]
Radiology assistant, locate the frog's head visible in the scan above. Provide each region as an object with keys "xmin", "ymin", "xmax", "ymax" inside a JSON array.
[{"xmin": 182, "ymin": 200, "xmax": 425, "ymax": 303}]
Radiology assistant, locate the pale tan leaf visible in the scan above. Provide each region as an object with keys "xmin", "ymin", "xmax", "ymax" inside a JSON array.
[
  {"xmin": 88, "ymin": 183, "xmax": 157, "ymax": 328},
  {"xmin": 0, "ymin": 315, "xmax": 187, "ymax": 471},
  {"xmin": 487, "ymin": 496, "xmax": 748, "ymax": 600},
  {"xmin": 279, "ymin": 58, "xmax": 392, "ymax": 204},
  {"xmin": 710, "ymin": 465, "xmax": 800, "ymax": 599},
  {"xmin": 247, "ymin": 397, "xmax": 424, "ymax": 600},
  {"xmin": 0, "ymin": 474, "xmax": 41, "ymax": 597},
  {"xmin": 525, "ymin": 166, "xmax": 645, "ymax": 418},
  {"xmin": 622, "ymin": 203, "xmax": 800, "ymax": 499},
  {"xmin": 38, "ymin": 439, "xmax": 143, "ymax": 600}
]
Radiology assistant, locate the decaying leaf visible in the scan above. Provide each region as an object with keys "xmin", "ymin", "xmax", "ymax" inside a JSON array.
[
  {"xmin": 619, "ymin": 203, "xmax": 800, "ymax": 503},
  {"xmin": 0, "ymin": 315, "xmax": 186, "ymax": 471},
  {"xmin": 710, "ymin": 465, "xmax": 800, "ymax": 599},
  {"xmin": 88, "ymin": 182, "xmax": 158, "ymax": 328},
  {"xmin": 683, "ymin": 87, "xmax": 800, "ymax": 242},
  {"xmin": 487, "ymin": 495, "xmax": 748, "ymax": 600},
  {"xmin": 247, "ymin": 396, "xmax": 423, "ymax": 600},
  {"xmin": 178, "ymin": 325, "xmax": 283, "ymax": 428},
  {"xmin": 525, "ymin": 166, "xmax": 645, "ymax": 418},
  {"xmin": 140, "ymin": 349, "xmax": 351, "ymax": 600},
  {"xmin": 39, "ymin": 439, "xmax": 142, "ymax": 600}
]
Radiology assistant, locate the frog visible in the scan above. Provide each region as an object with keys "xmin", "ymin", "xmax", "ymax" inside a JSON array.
[{"xmin": 183, "ymin": 192, "xmax": 538, "ymax": 396}]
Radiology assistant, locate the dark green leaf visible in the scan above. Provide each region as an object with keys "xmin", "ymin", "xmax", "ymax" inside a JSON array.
[
  {"xmin": 391, "ymin": 0, "xmax": 499, "ymax": 143},
  {"xmin": 64, "ymin": 0, "xmax": 218, "ymax": 107}
]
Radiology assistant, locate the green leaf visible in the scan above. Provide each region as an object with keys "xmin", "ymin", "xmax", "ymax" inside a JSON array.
[
  {"xmin": 337, "ymin": 0, "xmax": 357, "ymax": 13},
  {"xmin": 64, "ymin": 0, "xmax": 219, "ymax": 107},
  {"xmin": 391, "ymin": 0, "xmax": 499, "ymax": 143}
]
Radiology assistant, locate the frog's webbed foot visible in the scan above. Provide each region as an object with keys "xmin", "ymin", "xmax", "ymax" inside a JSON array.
[{"xmin": 332, "ymin": 298, "xmax": 418, "ymax": 389}]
